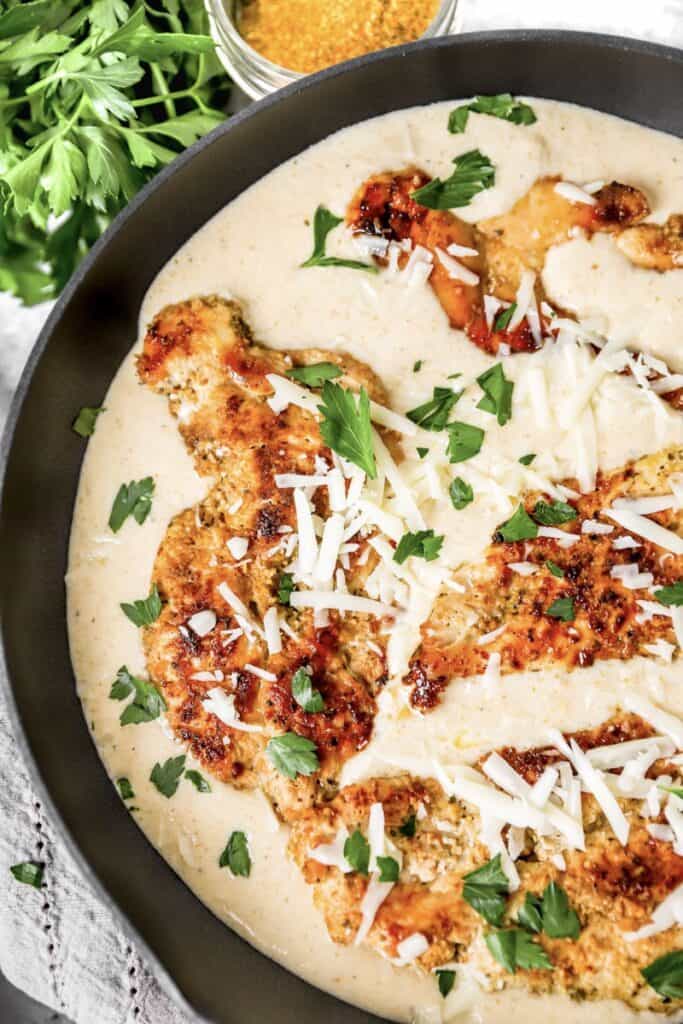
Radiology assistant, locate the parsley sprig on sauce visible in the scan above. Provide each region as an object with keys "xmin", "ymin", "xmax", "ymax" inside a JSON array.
[
  {"xmin": 301, "ymin": 206, "xmax": 377, "ymax": 273},
  {"xmin": 476, "ymin": 363, "xmax": 514, "ymax": 426},
  {"xmin": 109, "ymin": 477, "xmax": 154, "ymax": 532},
  {"xmin": 449, "ymin": 94, "xmax": 537, "ymax": 135},
  {"xmin": 318, "ymin": 381, "xmax": 377, "ymax": 478},
  {"xmin": 150, "ymin": 754, "xmax": 186, "ymax": 798},
  {"xmin": 120, "ymin": 583, "xmax": 162, "ymax": 627},
  {"xmin": 72, "ymin": 405, "xmax": 104, "ymax": 437},
  {"xmin": 109, "ymin": 665, "xmax": 166, "ymax": 725},
  {"xmin": 220, "ymin": 831, "xmax": 252, "ymax": 877},
  {"xmin": 394, "ymin": 529, "xmax": 444, "ymax": 565},
  {"xmin": 411, "ymin": 150, "xmax": 495, "ymax": 210},
  {"xmin": 407, "ymin": 386, "xmax": 462, "ymax": 431}
]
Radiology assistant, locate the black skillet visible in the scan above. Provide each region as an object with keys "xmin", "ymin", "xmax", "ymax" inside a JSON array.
[{"xmin": 1, "ymin": 30, "xmax": 682, "ymax": 1024}]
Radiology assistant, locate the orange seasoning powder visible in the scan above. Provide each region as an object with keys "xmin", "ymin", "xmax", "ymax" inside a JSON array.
[{"xmin": 237, "ymin": 0, "xmax": 442, "ymax": 74}]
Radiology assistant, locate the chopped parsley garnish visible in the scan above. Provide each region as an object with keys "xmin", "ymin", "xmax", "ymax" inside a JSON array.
[
  {"xmin": 660, "ymin": 784, "xmax": 683, "ymax": 799},
  {"xmin": 446, "ymin": 421, "xmax": 484, "ymax": 463},
  {"xmin": 476, "ymin": 363, "xmax": 514, "ymax": 426},
  {"xmin": 318, "ymin": 382, "xmax": 377, "ymax": 479},
  {"xmin": 72, "ymin": 405, "xmax": 104, "ymax": 437},
  {"xmin": 449, "ymin": 476, "xmax": 474, "ymax": 510},
  {"xmin": 462, "ymin": 854, "xmax": 509, "ymax": 927},
  {"xmin": 546, "ymin": 596, "xmax": 575, "ymax": 622},
  {"xmin": 398, "ymin": 813, "xmax": 417, "ymax": 838},
  {"xmin": 116, "ymin": 777, "xmax": 135, "ymax": 800},
  {"xmin": 496, "ymin": 504, "xmax": 538, "ymax": 542},
  {"xmin": 120, "ymin": 583, "xmax": 162, "ymax": 627},
  {"xmin": 485, "ymin": 928, "xmax": 552, "ymax": 974},
  {"xmin": 185, "ymin": 770, "xmax": 211, "ymax": 793},
  {"xmin": 150, "ymin": 754, "xmax": 186, "ymax": 798},
  {"xmin": 343, "ymin": 829, "xmax": 370, "ymax": 875},
  {"xmin": 417, "ymin": 447, "xmax": 429, "ymax": 459},
  {"xmin": 642, "ymin": 950, "xmax": 683, "ymax": 999},
  {"xmin": 266, "ymin": 732, "xmax": 319, "ymax": 779},
  {"xmin": 407, "ymin": 386, "xmax": 461, "ymax": 431},
  {"xmin": 394, "ymin": 529, "xmax": 444, "ymax": 564},
  {"xmin": 291, "ymin": 666, "xmax": 325, "ymax": 713},
  {"xmin": 109, "ymin": 665, "xmax": 166, "ymax": 725},
  {"xmin": 546, "ymin": 560, "xmax": 565, "ymax": 578},
  {"xmin": 653, "ymin": 580, "xmax": 683, "ymax": 606},
  {"xmin": 436, "ymin": 969, "xmax": 456, "ymax": 998},
  {"xmin": 413, "ymin": 360, "xmax": 423, "ymax": 372},
  {"xmin": 494, "ymin": 304, "xmax": 516, "ymax": 332},
  {"xmin": 286, "ymin": 362, "xmax": 342, "ymax": 387},
  {"xmin": 411, "ymin": 149, "xmax": 495, "ymax": 210},
  {"xmin": 108, "ymin": 477, "xmax": 154, "ymax": 532},
  {"xmin": 277, "ymin": 572, "xmax": 295, "ymax": 605},
  {"xmin": 519, "ymin": 453, "xmax": 536, "ymax": 466},
  {"xmin": 301, "ymin": 205, "xmax": 377, "ymax": 273},
  {"xmin": 219, "ymin": 830, "xmax": 251, "ymax": 877},
  {"xmin": 532, "ymin": 500, "xmax": 577, "ymax": 526},
  {"xmin": 10, "ymin": 862, "xmax": 43, "ymax": 888},
  {"xmin": 448, "ymin": 94, "xmax": 537, "ymax": 134},
  {"xmin": 517, "ymin": 892, "xmax": 543, "ymax": 933},
  {"xmin": 540, "ymin": 881, "xmax": 580, "ymax": 939},
  {"xmin": 376, "ymin": 855, "xmax": 400, "ymax": 883}
]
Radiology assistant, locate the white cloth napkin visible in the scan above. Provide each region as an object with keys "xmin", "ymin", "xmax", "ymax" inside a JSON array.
[{"xmin": 1, "ymin": 5, "xmax": 682, "ymax": 1020}]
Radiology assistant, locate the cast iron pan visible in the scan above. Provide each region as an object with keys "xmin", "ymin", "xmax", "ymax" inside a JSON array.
[{"xmin": 1, "ymin": 30, "xmax": 682, "ymax": 1024}]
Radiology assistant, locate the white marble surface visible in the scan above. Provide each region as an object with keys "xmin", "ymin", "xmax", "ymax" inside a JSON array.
[{"xmin": 1, "ymin": 4, "xmax": 681, "ymax": 1022}]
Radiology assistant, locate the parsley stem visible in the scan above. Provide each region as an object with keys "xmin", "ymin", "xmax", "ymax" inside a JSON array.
[
  {"xmin": 151, "ymin": 64, "xmax": 175, "ymax": 119},
  {"xmin": 131, "ymin": 86, "xmax": 197, "ymax": 108}
]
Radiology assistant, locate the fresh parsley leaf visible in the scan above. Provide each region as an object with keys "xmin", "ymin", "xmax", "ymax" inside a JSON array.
[
  {"xmin": 109, "ymin": 665, "xmax": 166, "ymax": 725},
  {"xmin": 120, "ymin": 584, "xmax": 162, "ymax": 627},
  {"xmin": 291, "ymin": 667, "xmax": 325, "ymax": 713},
  {"xmin": 653, "ymin": 581, "xmax": 683, "ymax": 606},
  {"xmin": 185, "ymin": 770, "xmax": 211, "ymax": 793},
  {"xmin": 642, "ymin": 950, "xmax": 683, "ymax": 999},
  {"xmin": 376, "ymin": 855, "xmax": 400, "ymax": 882},
  {"xmin": 449, "ymin": 94, "xmax": 537, "ymax": 134},
  {"xmin": 394, "ymin": 529, "xmax": 444, "ymax": 564},
  {"xmin": 532, "ymin": 500, "xmax": 577, "ymax": 526},
  {"xmin": 462, "ymin": 854, "xmax": 509, "ymax": 926},
  {"xmin": 659, "ymin": 784, "xmax": 683, "ymax": 799},
  {"xmin": 301, "ymin": 205, "xmax": 376, "ymax": 273},
  {"xmin": 266, "ymin": 733, "xmax": 319, "ymax": 779},
  {"xmin": 93, "ymin": 7, "xmax": 215, "ymax": 61},
  {"xmin": 449, "ymin": 476, "xmax": 474, "ymax": 510},
  {"xmin": 286, "ymin": 362, "xmax": 342, "ymax": 387},
  {"xmin": 10, "ymin": 862, "xmax": 43, "ymax": 888},
  {"xmin": 485, "ymin": 928, "xmax": 552, "ymax": 974},
  {"xmin": 436, "ymin": 969, "xmax": 456, "ymax": 998},
  {"xmin": 519, "ymin": 453, "xmax": 536, "ymax": 466},
  {"xmin": 496, "ymin": 505, "xmax": 538, "ymax": 542},
  {"xmin": 544, "ymin": 560, "xmax": 564, "ymax": 579},
  {"xmin": 417, "ymin": 447, "xmax": 429, "ymax": 459},
  {"xmin": 541, "ymin": 881, "xmax": 580, "ymax": 939},
  {"xmin": 108, "ymin": 477, "xmax": 155, "ymax": 532},
  {"xmin": 116, "ymin": 777, "xmax": 135, "ymax": 800},
  {"xmin": 476, "ymin": 363, "xmax": 514, "ymax": 426},
  {"xmin": 150, "ymin": 755, "xmax": 186, "ymax": 798},
  {"xmin": 72, "ymin": 405, "xmax": 104, "ymax": 437},
  {"xmin": 411, "ymin": 150, "xmax": 495, "ymax": 210},
  {"xmin": 398, "ymin": 814, "xmax": 417, "ymax": 838},
  {"xmin": 517, "ymin": 892, "xmax": 543, "ymax": 933},
  {"xmin": 407, "ymin": 386, "xmax": 461, "ymax": 431},
  {"xmin": 446, "ymin": 422, "xmax": 485, "ymax": 463},
  {"xmin": 413, "ymin": 360, "xmax": 423, "ymax": 372},
  {"xmin": 494, "ymin": 304, "xmax": 516, "ymax": 332},
  {"xmin": 318, "ymin": 382, "xmax": 377, "ymax": 478},
  {"xmin": 546, "ymin": 597, "xmax": 575, "ymax": 622},
  {"xmin": 343, "ymin": 829, "xmax": 370, "ymax": 875},
  {"xmin": 219, "ymin": 830, "xmax": 251, "ymax": 877},
  {"xmin": 277, "ymin": 572, "xmax": 295, "ymax": 606}
]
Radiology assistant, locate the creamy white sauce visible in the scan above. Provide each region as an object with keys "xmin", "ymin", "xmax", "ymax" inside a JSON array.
[{"xmin": 67, "ymin": 99, "xmax": 683, "ymax": 1023}]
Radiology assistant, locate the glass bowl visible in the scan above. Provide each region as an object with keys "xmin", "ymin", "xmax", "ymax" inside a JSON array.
[{"xmin": 206, "ymin": 0, "xmax": 462, "ymax": 101}]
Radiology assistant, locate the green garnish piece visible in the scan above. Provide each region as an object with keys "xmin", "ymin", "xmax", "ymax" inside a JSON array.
[
  {"xmin": 449, "ymin": 476, "xmax": 474, "ymax": 510},
  {"xmin": 546, "ymin": 597, "xmax": 575, "ymax": 622},
  {"xmin": 411, "ymin": 150, "xmax": 495, "ymax": 210},
  {"xmin": 532, "ymin": 500, "xmax": 577, "ymax": 526},
  {"xmin": 417, "ymin": 447, "xmax": 429, "ymax": 459},
  {"xmin": 485, "ymin": 928, "xmax": 552, "ymax": 974},
  {"xmin": 376, "ymin": 855, "xmax": 400, "ymax": 883},
  {"xmin": 72, "ymin": 405, "xmax": 104, "ymax": 437},
  {"xmin": 150, "ymin": 754, "xmax": 186, "ymax": 798},
  {"xmin": 496, "ymin": 504, "xmax": 538, "ymax": 542},
  {"xmin": 286, "ymin": 362, "xmax": 342, "ymax": 387},
  {"xmin": 109, "ymin": 665, "xmax": 166, "ymax": 725},
  {"xmin": 436, "ymin": 969, "xmax": 456, "ymax": 997},
  {"xmin": 653, "ymin": 581, "xmax": 683, "ymax": 606},
  {"xmin": 541, "ymin": 881, "xmax": 580, "ymax": 939},
  {"xmin": 407, "ymin": 386, "xmax": 462, "ymax": 431},
  {"xmin": 343, "ymin": 829, "xmax": 370, "ymax": 875},
  {"xmin": 266, "ymin": 732, "xmax": 319, "ymax": 780},
  {"xmin": 185, "ymin": 770, "xmax": 211, "ymax": 793},
  {"xmin": 660, "ymin": 784, "xmax": 683, "ymax": 799},
  {"xmin": 116, "ymin": 777, "xmax": 135, "ymax": 800},
  {"xmin": 108, "ymin": 476, "xmax": 154, "ymax": 532},
  {"xmin": 413, "ymin": 360, "xmax": 423, "ymax": 372},
  {"xmin": 476, "ymin": 363, "xmax": 514, "ymax": 426},
  {"xmin": 318, "ymin": 382, "xmax": 377, "ymax": 479},
  {"xmin": 494, "ymin": 304, "xmax": 516, "ymax": 332},
  {"xmin": 10, "ymin": 862, "xmax": 44, "ymax": 888},
  {"xmin": 546, "ymin": 560, "xmax": 564, "ymax": 578},
  {"xmin": 398, "ymin": 813, "xmax": 417, "ymax": 838},
  {"xmin": 448, "ymin": 94, "xmax": 537, "ymax": 134},
  {"xmin": 519, "ymin": 453, "xmax": 536, "ymax": 466},
  {"xmin": 291, "ymin": 666, "xmax": 325, "ymax": 713},
  {"xmin": 277, "ymin": 572, "xmax": 295, "ymax": 606},
  {"xmin": 642, "ymin": 950, "xmax": 683, "ymax": 999},
  {"xmin": 120, "ymin": 583, "xmax": 162, "ymax": 627},
  {"xmin": 394, "ymin": 529, "xmax": 444, "ymax": 564},
  {"xmin": 517, "ymin": 892, "xmax": 543, "ymax": 933},
  {"xmin": 462, "ymin": 854, "xmax": 510, "ymax": 927},
  {"xmin": 446, "ymin": 422, "xmax": 485, "ymax": 464},
  {"xmin": 219, "ymin": 830, "xmax": 251, "ymax": 877},
  {"xmin": 301, "ymin": 205, "xmax": 377, "ymax": 273}
]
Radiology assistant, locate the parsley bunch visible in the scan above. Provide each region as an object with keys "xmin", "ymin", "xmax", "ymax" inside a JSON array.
[{"xmin": 0, "ymin": 0, "xmax": 230, "ymax": 306}]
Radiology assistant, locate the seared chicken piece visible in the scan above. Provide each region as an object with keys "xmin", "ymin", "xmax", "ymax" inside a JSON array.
[{"xmin": 616, "ymin": 214, "xmax": 683, "ymax": 271}]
